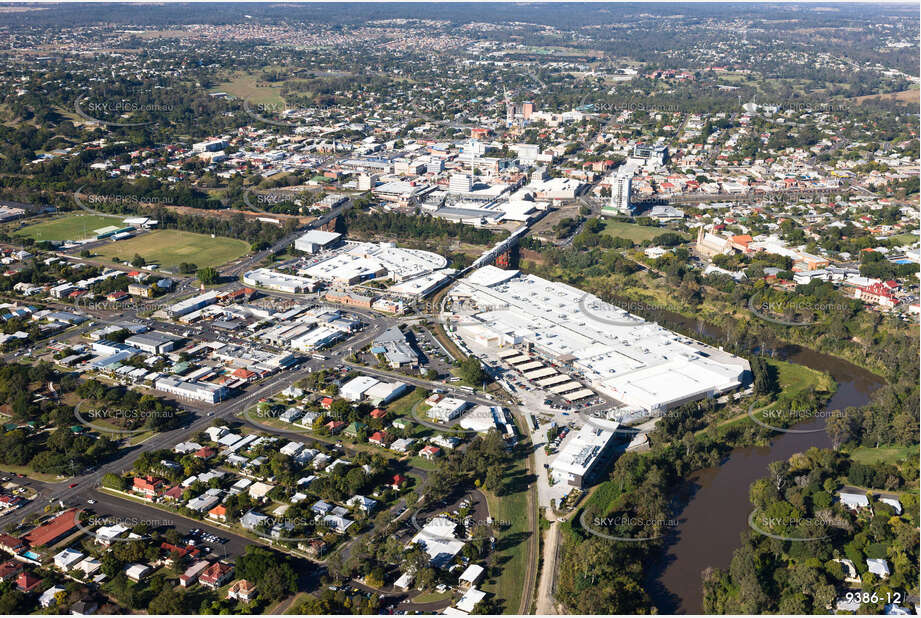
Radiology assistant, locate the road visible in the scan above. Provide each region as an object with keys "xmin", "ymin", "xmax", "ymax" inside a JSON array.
[
  {"xmin": 535, "ymin": 520, "xmax": 561, "ymax": 615},
  {"xmin": 220, "ymin": 199, "xmax": 352, "ymax": 278},
  {"xmin": 0, "ymin": 318, "xmax": 390, "ymax": 528}
]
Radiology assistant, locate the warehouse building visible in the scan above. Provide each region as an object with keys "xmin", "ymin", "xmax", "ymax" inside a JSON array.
[
  {"xmin": 449, "ymin": 266, "xmax": 749, "ymax": 414},
  {"xmin": 155, "ymin": 376, "xmax": 228, "ymax": 404},
  {"xmin": 243, "ymin": 268, "xmax": 317, "ymax": 294},
  {"xmin": 124, "ymin": 331, "xmax": 179, "ymax": 354},
  {"xmin": 549, "ymin": 424, "xmax": 619, "ymax": 488},
  {"xmin": 167, "ymin": 291, "xmax": 220, "ymax": 318},
  {"xmin": 293, "ymin": 230, "xmax": 342, "ymax": 254}
]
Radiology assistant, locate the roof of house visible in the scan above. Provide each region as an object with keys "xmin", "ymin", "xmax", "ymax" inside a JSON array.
[{"xmin": 23, "ymin": 508, "xmax": 79, "ymax": 547}]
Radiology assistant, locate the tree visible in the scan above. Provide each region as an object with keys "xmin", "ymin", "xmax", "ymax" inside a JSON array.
[
  {"xmin": 458, "ymin": 357, "xmax": 486, "ymax": 386},
  {"xmin": 101, "ymin": 473, "xmax": 126, "ymax": 491},
  {"xmin": 130, "ymin": 254, "xmax": 146, "ymax": 267},
  {"xmin": 196, "ymin": 267, "xmax": 219, "ymax": 285}
]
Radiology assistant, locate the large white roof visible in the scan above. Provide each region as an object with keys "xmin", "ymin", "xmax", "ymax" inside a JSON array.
[{"xmin": 452, "ymin": 268, "xmax": 749, "ymax": 412}]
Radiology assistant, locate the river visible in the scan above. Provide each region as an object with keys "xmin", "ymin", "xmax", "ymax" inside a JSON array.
[{"xmin": 639, "ymin": 313, "xmax": 886, "ymax": 614}]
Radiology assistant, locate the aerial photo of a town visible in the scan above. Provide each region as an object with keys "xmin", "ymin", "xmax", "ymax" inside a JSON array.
[{"xmin": 0, "ymin": 1, "xmax": 915, "ymax": 616}]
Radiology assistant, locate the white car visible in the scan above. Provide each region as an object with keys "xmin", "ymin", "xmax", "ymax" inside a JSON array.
[{"xmin": 87, "ymin": 499, "xmax": 96, "ymax": 504}]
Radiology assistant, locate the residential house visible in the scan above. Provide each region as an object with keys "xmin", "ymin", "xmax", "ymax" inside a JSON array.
[{"xmin": 199, "ymin": 562, "xmax": 234, "ymax": 589}]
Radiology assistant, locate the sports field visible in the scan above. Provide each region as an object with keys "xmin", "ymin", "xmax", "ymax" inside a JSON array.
[
  {"xmin": 602, "ymin": 220, "xmax": 687, "ymax": 243},
  {"xmin": 92, "ymin": 230, "xmax": 250, "ymax": 270},
  {"xmin": 15, "ymin": 214, "xmax": 125, "ymax": 242}
]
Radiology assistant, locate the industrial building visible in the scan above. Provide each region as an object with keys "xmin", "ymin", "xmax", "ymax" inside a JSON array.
[
  {"xmin": 448, "ymin": 266, "xmax": 749, "ymax": 414},
  {"xmin": 243, "ymin": 268, "xmax": 317, "ymax": 294},
  {"xmin": 155, "ymin": 376, "xmax": 228, "ymax": 404},
  {"xmin": 293, "ymin": 230, "xmax": 342, "ymax": 254},
  {"xmin": 549, "ymin": 424, "xmax": 619, "ymax": 488},
  {"xmin": 300, "ymin": 241, "xmax": 448, "ymax": 286},
  {"xmin": 124, "ymin": 331, "xmax": 178, "ymax": 354},
  {"xmin": 166, "ymin": 291, "xmax": 220, "ymax": 318}
]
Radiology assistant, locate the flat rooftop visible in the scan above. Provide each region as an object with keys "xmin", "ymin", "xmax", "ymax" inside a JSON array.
[{"xmin": 451, "ymin": 266, "xmax": 749, "ymax": 412}]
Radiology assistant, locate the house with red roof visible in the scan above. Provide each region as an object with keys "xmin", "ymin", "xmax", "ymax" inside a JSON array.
[
  {"xmin": 320, "ymin": 397, "xmax": 334, "ymax": 410},
  {"xmin": 207, "ymin": 505, "xmax": 227, "ymax": 522},
  {"xmin": 0, "ymin": 560, "xmax": 23, "ymax": 582},
  {"xmin": 199, "ymin": 562, "xmax": 234, "ymax": 589},
  {"xmin": 368, "ymin": 431, "xmax": 390, "ymax": 447},
  {"xmin": 390, "ymin": 474, "xmax": 408, "ymax": 491},
  {"xmin": 231, "ymin": 368, "xmax": 257, "ymax": 382},
  {"xmin": 132, "ymin": 476, "xmax": 164, "ymax": 499},
  {"xmin": 325, "ymin": 420, "xmax": 345, "ymax": 434},
  {"xmin": 853, "ymin": 282, "xmax": 897, "ymax": 308},
  {"xmin": 161, "ymin": 485, "xmax": 183, "ymax": 502},
  {"xmin": 419, "ymin": 445, "xmax": 441, "ymax": 461},
  {"xmin": 369, "ymin": 408, "xmax": 387, "ymax": 420},
  {"xmin": 0, "ymin": 533, "xmax": 25, "ymax": 555},
  {"xmin": 15, "ymin": 571, "xmax": 42, "ymax": 593},
  {"xmin": 160, "ymin": 542, "xmax": 200, "ymax": 564},
  {"xmin": 194, "ymin": 447, "xmax": 217, "ymax": 460},
  {"xmin": 23, "ymin": 509, "xmax": 79, "ymax": 548}
]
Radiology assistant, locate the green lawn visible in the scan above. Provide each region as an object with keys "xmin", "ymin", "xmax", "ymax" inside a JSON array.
[
  {"xmin": 848, "ymin": 445, "xmax": 915, "ymax": 466},
  {"xmin": 387, "ymin": 388, "xmax": 429, "ymax": 418},
  {"xmin": 15, "ymin": 214, "xmax": 125, "ymax": 242},
  {"xmin": 92, "ymin": 230, "xmax": 250, "ymax": 270},
  {"xmin": 888, "ymin": 233, "xmax": 919, "ymax": 246},
  {"xmin": 601, "ymin": 220, "xmax": 685, "ymax": 244},
  {"xmin": 711, "ymin": 358, "xmax": 835, "ymax": 432},
  {"xmin": 217, "ymin": 71, "xmax": 285, "ymax": 106},
  {"xmin": 412, "ymin": 591, "xmax": 453, "ymax": 604},
  {"xmin": 771, "ymin": 358, "xmax": 836, "ymax": 397},
  {"xmin": 481, "ymin": 450, "xmax": 533, "ymax": 614}
]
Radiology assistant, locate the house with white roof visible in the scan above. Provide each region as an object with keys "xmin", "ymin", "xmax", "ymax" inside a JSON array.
[
  {"xmin": 838, "ymin": 491, "xmax": 870, "ymax": 511},
  {"xmin": 53, "ymin": 548, "xmax": 84, "ymax": 571},
  {"xmin": 867, "ymin": 558, "xmax": 890, "ymax": 579}
]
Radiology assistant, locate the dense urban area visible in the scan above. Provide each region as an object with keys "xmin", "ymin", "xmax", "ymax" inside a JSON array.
[{"xmin": 0, "ymin": 2, "xmax": 916, "ymax": 616}]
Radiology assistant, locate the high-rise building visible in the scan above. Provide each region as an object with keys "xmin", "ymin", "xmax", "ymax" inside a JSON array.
[
  {"xmin": 448, "ymin": 174, "xmax": 472, "ymax": 194},
  {"xmin": 358, "ymin": 174, "xmax": 378, "ymax": 191},
  {"xmin": 426, "ymin": 157, "xmax": 444, "ymax": 174},
  {"xmin": 522, "ymin": 101, "xmax": 534, "ymax": 119},
  {"xmin": 611, "ymin": 174, "xmax": 632, "ymax": 214},
  {"xmin": 633, "ymin": 143, "xmax": 668, "ymax": 166}
]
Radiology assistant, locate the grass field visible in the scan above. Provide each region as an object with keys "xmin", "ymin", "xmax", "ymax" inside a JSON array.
[
  {"xmin": 853, "ymin": 88, "xmax": 920, "ymax": 105},
  {"xmin": 15, "ymin": 214, "xmax": 125, "ymax": 242},
  {"xmin": 481, "ymin": 449, "xmax": 533, "ymax": 614},
  {"xmin": 602, "ymin": 220, "xmax": 685, "ymax": 244},
  {"xmin": 888, "ymin": 233, "xmax": 919, "ymax": 246},
  {"xmin": 216, "ymin": 71, "xmax": 285, "ymax": 106},
  {"xmin": 849, "ymin": 445, "xmax": 916, "ymax": 466},
  {"xmin": 92, "ymin": 230, "xmax": 250, "ymax": 270},
  {"xmin": 711, "ymin": 358, "xmax": 835, "ymax": 433}
]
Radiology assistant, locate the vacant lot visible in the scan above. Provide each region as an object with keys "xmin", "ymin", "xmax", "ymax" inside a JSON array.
[
  {"xmin": 853, "ymin": 88, "xmax": 920, "ymax": 105},
  {"xmin": 216, "ymin": 71, "xmax": 285, "ymax": 106},
  {"xmin": 602, "ymin": 220, "xmax": 684, "ymax": 244},
  {"xmin": 15, "ymin": 214, "xmax": 125, "ymax": 241},
  {"xmin": 93, "ymin": 230, "xmax": 250, "ymax": 270}
]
